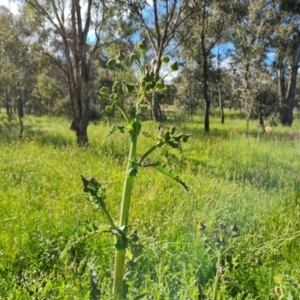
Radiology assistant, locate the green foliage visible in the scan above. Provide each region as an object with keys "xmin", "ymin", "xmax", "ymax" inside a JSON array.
[
  {"xmin": 31, "ymin": 73, "xmax": 66, "ymax": 116},
  {"xmin": 1, "ymin": 115, "xmax": 300, "ymax": 298},
  {"xmin": 93, "ymin": 43, "xmax": 190, "ymax": 298}
]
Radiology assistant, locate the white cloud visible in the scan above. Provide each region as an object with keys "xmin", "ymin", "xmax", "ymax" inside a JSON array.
[
  {"xmin": 220, "ymin": 56, "xmax": 234, "ymax": 70},
  {"xmin": 0, "ymin": 0, "xmax": 19, "ymax": 14},
  {"xmin": 211, "ymin": 56, "xmax": 233, "ymax": 70}
]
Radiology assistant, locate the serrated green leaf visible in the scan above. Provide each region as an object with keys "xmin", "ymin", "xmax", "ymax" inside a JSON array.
[
  {"xmin": 127, "ymin": 121, "xmax": 141, "ymax": 136},
  {"xmin": 142, "ymin": 73, "xmax": 153, "ymax": 83},
  {"xmin": 164, "ymin": 131, "xmax": 171, "ymax": 142},
  {"xmin": 172, "ymin": 133, "xmax": 184, "ymax": 142},
  {"xmin": 182, "ymin": 134, "xmax": 192, "ymax": 143},
  {"xmin": 81, "ymin": 175, "xmax": 106, "ymax": 207},
  {"xmin": 142, "ymin": 163, "xmax": 188, "ymax": 191},
  {"xmin": 167, "ymin": 140, "xmax": 179, "ymax": 148},
  {"xmin": 106, "ymin": 124, "xmax": 125, "ymax": 138},
  {"xmin": 81, "ymin": 176, "xmax": 116, "ymax": 228},
  {"xmin": 81, "ymin": 176, "xmax": 101, "ymax": 196}
]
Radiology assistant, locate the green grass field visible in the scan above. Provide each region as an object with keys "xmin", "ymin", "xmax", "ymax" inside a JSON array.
[{"xmin": 0, "ymin": 113, "xmax": 300, "ymax": 299}]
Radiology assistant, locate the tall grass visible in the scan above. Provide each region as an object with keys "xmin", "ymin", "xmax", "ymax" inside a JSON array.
[{"xmin": 0, "ymin": 114, "xmax": 300, "ymax": 298}]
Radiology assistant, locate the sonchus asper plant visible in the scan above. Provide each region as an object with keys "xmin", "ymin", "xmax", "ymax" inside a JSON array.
[{"xmin": 81, "ymin": 41, "xmax": 191, "ymax": 299}]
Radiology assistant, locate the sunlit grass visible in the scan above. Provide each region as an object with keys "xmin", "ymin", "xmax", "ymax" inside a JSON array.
[{"xmin": 0, "ymin": 114, "xmax": 300, "ymax": 298}]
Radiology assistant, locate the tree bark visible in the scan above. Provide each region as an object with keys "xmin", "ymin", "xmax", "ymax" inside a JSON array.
[
  {"xmin": 204, "ymin": 98, "xmax": 210, "ymax": 132},
  {"xmin": 218, "ymin": 82, "xmax": 224, "ymax": 124},
  {"xmin": 69, "ymin": 71, "xmax": 90, "ymax": 146},
  {"xmin": 5, "ymin": 87, "xmax": 13, "ymax": 122},
  {"xmin": 277, "ymin": 59, "xmax": 285, "ymax": 108},
  {"xmin": 26, "ymin": 0, "xmax": 92, "ymax": 146},
  {"xmin": 279, "ymin": 31, "xmax": 300, "ymax": 126},
  {"xmin": 17, "ymin": 89, "xmax": 24, "ymax": 139},
  {"xmin": 151, "ymin": 92, "xmax": 161, "ymax": 121},
  {"xmin": 201, "ymin": 40, "xmax": 210, "ymax": 132},
  {"xmin": 280, "ymin": 62, "xmax": 298, "ymax": 126}
]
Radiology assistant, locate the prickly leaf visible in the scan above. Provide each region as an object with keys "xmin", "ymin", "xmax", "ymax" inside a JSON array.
[
  {"xmin": 106, "ymin": 124, "xmax": 125, "ymax": 138},
  {"xmin": 142, "ymin": 163, "xmax": 189, "ymax": 191}
]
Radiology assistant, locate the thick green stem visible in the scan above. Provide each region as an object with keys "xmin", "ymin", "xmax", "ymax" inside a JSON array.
[{"xmin": 113, "ymin": 114, "xmax": 140, "ymax": 299}]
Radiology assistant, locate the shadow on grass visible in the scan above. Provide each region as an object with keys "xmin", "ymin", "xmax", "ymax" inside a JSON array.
[
  {"xmin": 166, "ymin": 119, "xmax": 300, "ymax": 143},
  {"xmin": 183, "ymin": 150, "xmax": 300, "ymax": 197},
  {"xmin": 27, "ymin": 129, "xmax": 76, "ymax": 147},
  {"xmin": 0, "ymin": 123, "xmax": 76, "ymax": 148}
]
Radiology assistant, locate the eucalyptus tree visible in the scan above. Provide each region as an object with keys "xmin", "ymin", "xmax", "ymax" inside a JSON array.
[
  {"xmin": 128, "ymin": 0, "xmax": 197, "ymax": 121},
  {"xmin": 31, "ymin": 73, "xmax": 65, "ymax": 115},
  {"xmin": 0, "ymin": 11, "xmax": 15, "ymax": 120},
  {"xmin": 171, "ymin": 65, "xmax": 202, "ymax": 120},
  {"xmin": 0, "ymin": 5, "xmax": 35, "ymax": 130},
  {"xmin": 178, "ymin": 0, "xmax": 229, "ymax": 132},
  {"xmin": 24, "ymin": 0, "xmax": 134, "ymax": 146},
  {"xmin": 266, "ymin": 0, "xmax": 300, "ymax": 126},
  {"xmin": 225, "ymin": 0, "xmax": 273, "ymax": 129},
  {"xmin": 228, "ymin": 0, "xmax": 267, "ymax": 86}
]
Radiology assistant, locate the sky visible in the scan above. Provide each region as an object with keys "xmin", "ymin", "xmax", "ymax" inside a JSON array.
[
  {"xmin": 0, "ymin": 0, "xmax": 19, "ymax": 14},
  {"xmin": 0, "ymin": 0, "xmax": 277, "ymax": 73}
]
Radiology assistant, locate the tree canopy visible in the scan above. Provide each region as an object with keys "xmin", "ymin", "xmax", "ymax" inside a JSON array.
[{"xmin": 0, "ymin": 0, "xmax": 299, "ymax": 141}]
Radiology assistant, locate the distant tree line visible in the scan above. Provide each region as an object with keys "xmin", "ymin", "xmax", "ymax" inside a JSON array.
[{"xmin": 0, "ymin": 0, "xmax": 299, "ymax": 144}]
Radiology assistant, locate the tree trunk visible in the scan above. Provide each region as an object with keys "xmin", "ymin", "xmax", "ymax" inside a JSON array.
[
  {"xmin": 17, "ymin": 89, "xmax": 24, "ymax": 139},
  {"xmin": 151, "ymin": 92, "xmax": 161, "ymax": 121},
  {"xmin": 204, "ymin": 100, "xmax": 210, "ymax": 132},
  {"xmin": 5, "ymin": 87, "xmax": 12, "ymax": 122},
  {"xmin": 277, "ymin": 62, "xmax": 285, "ymax": 108},
  {"xmin": 67, "ymin": 0, "xmax": 91, "ymax": 146},
  {"xmin": 218, "ymin": 82, "xmax": 224, "ymax": 124},
  {"xmin": 258, "ymin": 105, "xmax": 264, "ymax": 129},
  {"xmin": 202, "ymin": 54, "xmax": 210, "ymax": 132},
  {"xmin": 244, "ymin": 63, "xmax": 251, "ymax": 90},
  {"xmin": 76, "ymin": 82, "xmax": 90, "ymax": 146},
  {"xmin": 280, "ymin": 64, "xmax": 298, "ymax": 126},
  {"xmin": 200, "ymin": 4, "xmax": 211, "ymax": 133},
  {"xmin": 150, "ymin": 55, "xmax": 163, "ymax": 122},
  {"xmin": 69, "ymin": 77, "xmax": 90, "ymax": 146},
  {"xmin": 17, "ymin": 95, "xmax": 24, "ymax": 119},
  {"xmin": 25, "ymin": 0, "xmax": 93, "ymax": 145},
  {"xmin": 279, "ymin": 40, "xmax": 300, "ymax": 126},
  {"xmin": 70, "ymin": 112, "xmax": 89, "ymax": 146}
]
